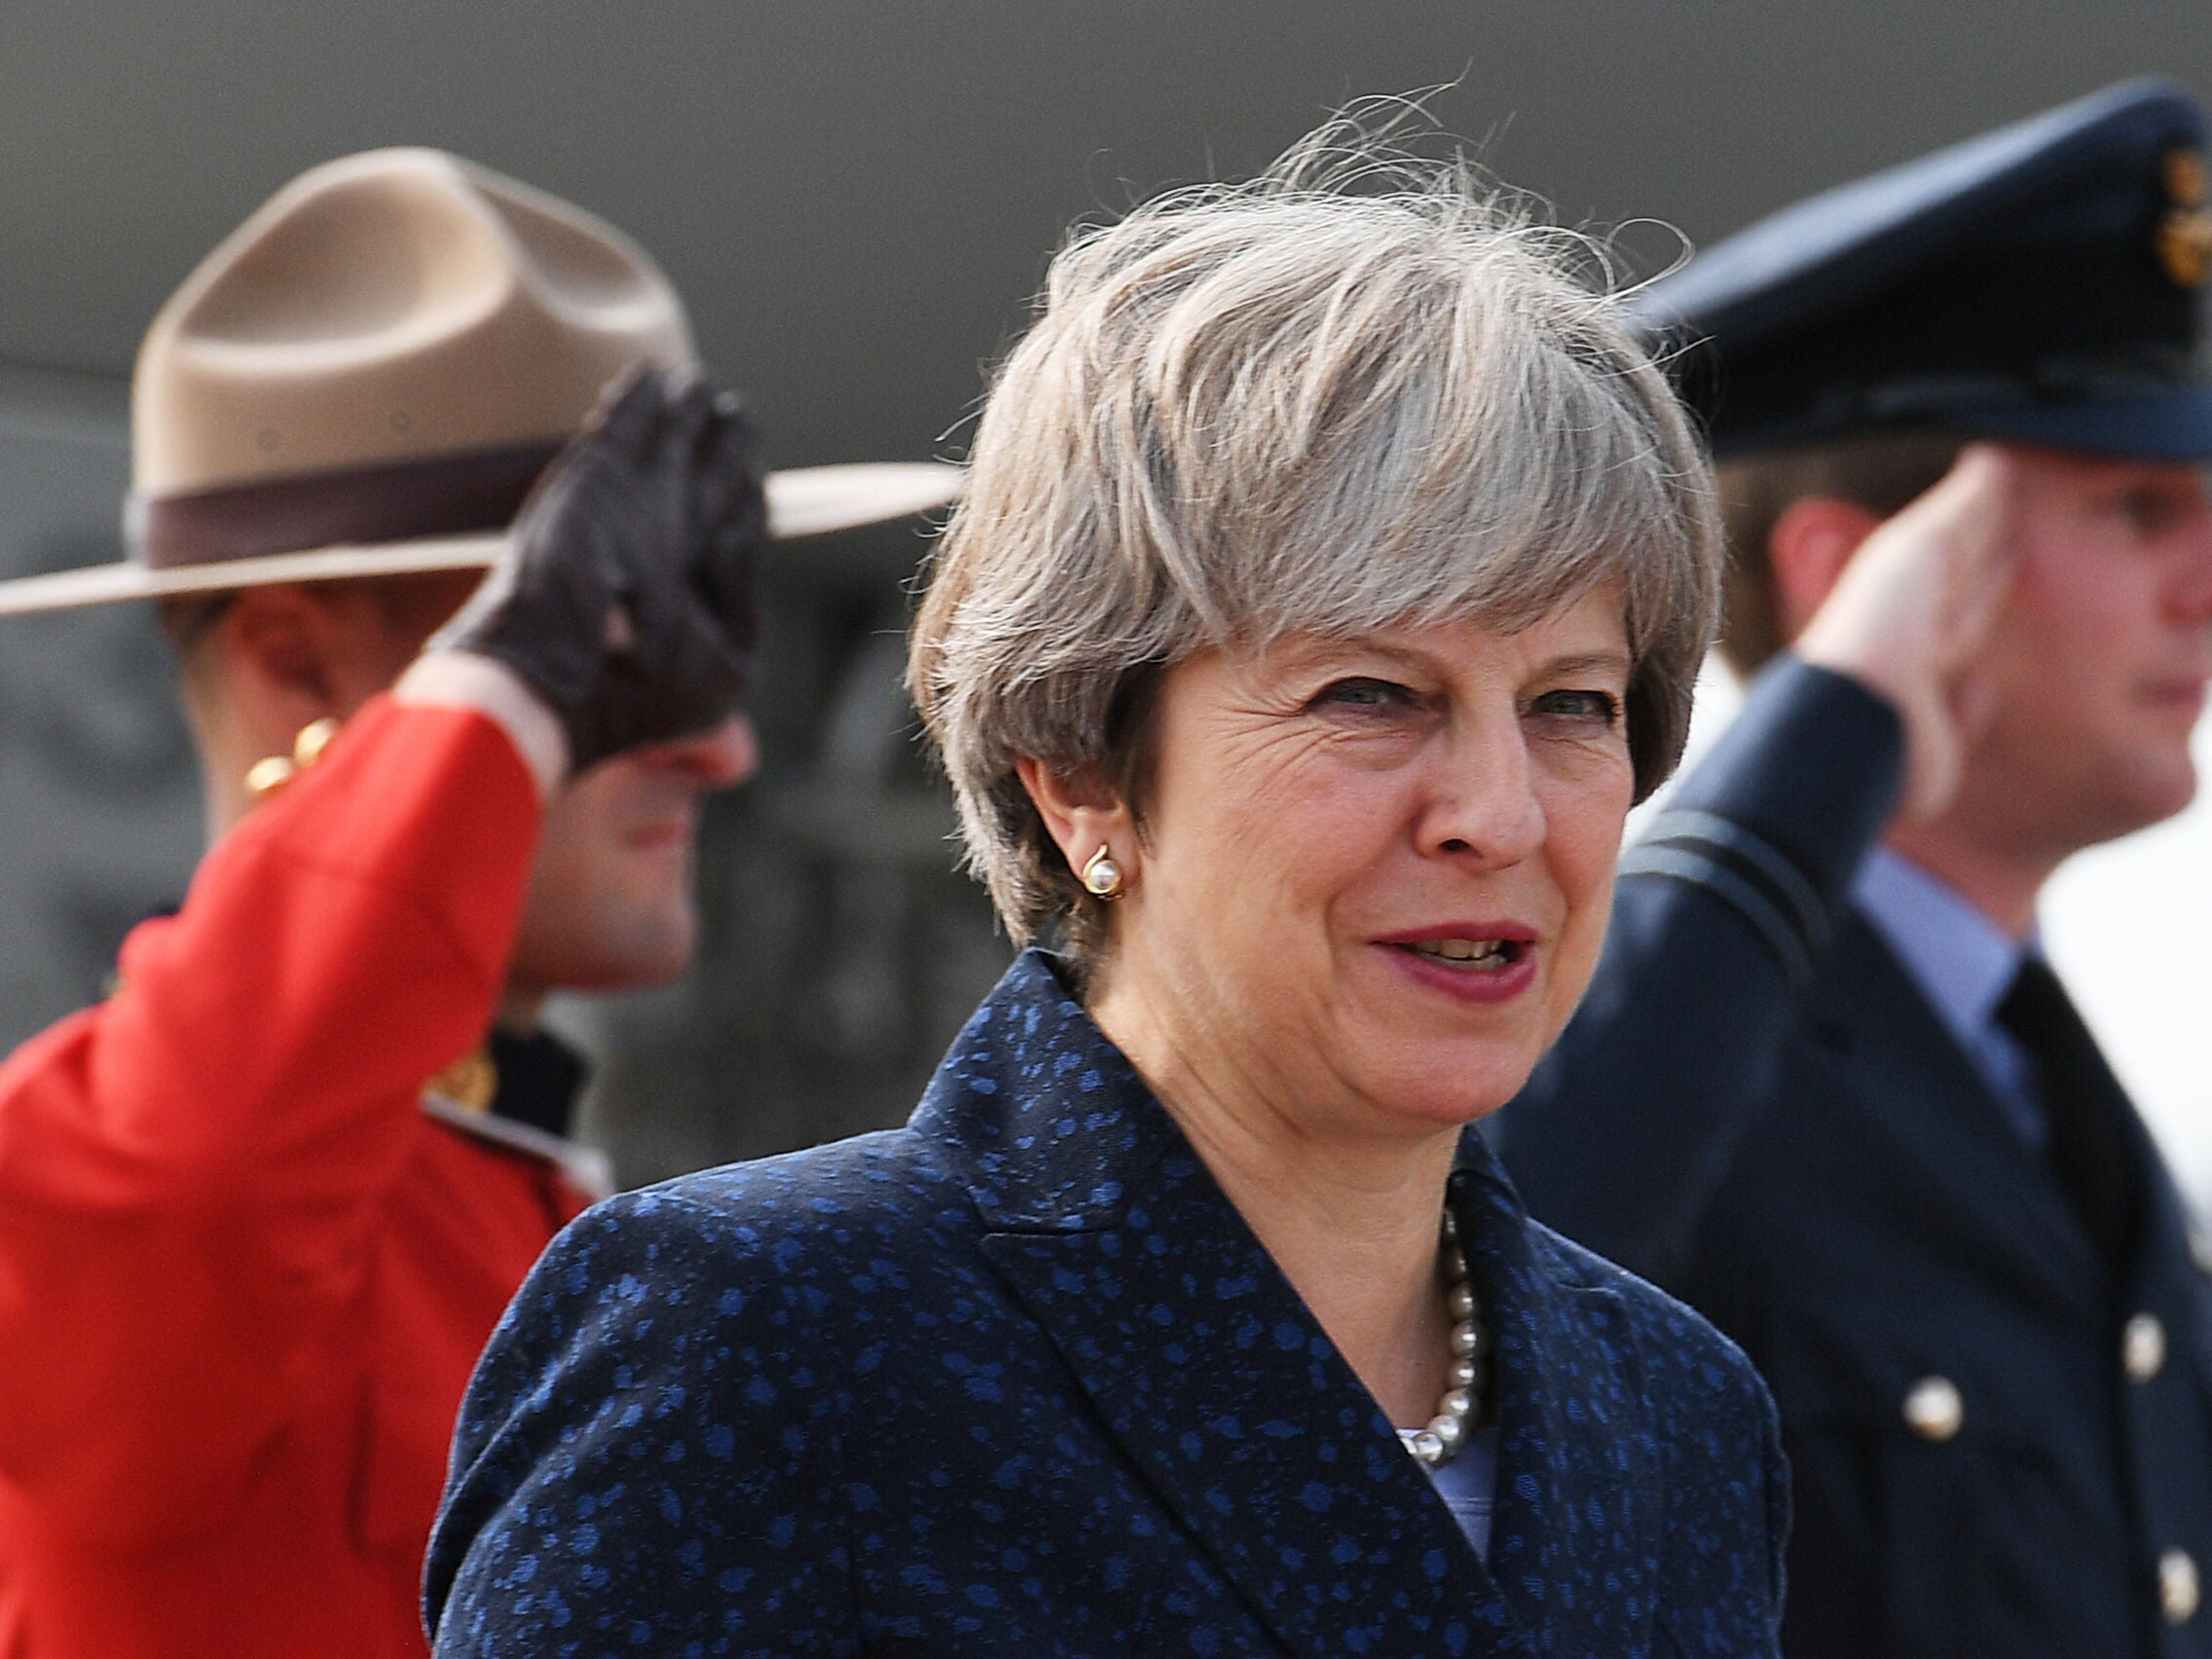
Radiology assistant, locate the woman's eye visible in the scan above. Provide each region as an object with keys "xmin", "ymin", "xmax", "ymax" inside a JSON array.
[
  {"xmin": 1317, "ymin": 677, "xmax": 1414, "ymax": 712},
  {"xmin": 1529, "ymin": 688, "xmax": 1622, "ymax": 725}
]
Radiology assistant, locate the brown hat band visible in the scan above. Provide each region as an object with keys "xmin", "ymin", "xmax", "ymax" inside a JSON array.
[{"xmin": 131, "ymin": 440, "xmax": 564, "ymax": 570}]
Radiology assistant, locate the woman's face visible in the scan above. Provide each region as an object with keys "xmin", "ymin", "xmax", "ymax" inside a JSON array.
[{"xmin": 1099, "ymin": 588, "xmax": 1636, "ymax": 1139}]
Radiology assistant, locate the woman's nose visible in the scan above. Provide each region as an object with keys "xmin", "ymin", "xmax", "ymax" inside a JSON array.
[{"xmin": 1419, "ymin": 724, "xmax": 1545, "ymax": 867}]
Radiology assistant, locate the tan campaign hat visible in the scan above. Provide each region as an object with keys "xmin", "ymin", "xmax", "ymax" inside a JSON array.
[{"xmin": 0, "ymin": 148, "xmax": 962, "ymax": 619}]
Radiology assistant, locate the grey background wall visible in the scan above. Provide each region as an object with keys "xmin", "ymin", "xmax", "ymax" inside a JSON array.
[{"xmin": 0, "ymin": 3, "xmax": 2204, "ymax": 1183}]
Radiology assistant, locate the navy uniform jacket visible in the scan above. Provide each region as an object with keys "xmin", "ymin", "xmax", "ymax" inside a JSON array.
[
  {"xmin": 427, "ymin": 952, "xmax": 1786, "ymax": 1657},
  {"xmin": 1502, "ymin": 658, "xmax": 2212, "ymax": 1658}
]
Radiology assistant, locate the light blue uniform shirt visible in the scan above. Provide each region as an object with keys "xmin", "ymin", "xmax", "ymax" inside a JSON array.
[
  {"xmin": 1413, "ymin": 1424, "xmax": 1498, "ymax": 1558},
  {"xmin": 1852, "ymin": 847, "xmax": 2044, "ymax": 1147}
]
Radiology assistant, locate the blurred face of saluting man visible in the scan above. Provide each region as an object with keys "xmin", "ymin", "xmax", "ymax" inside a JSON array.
[
  {"xmin": 182, "ymin": 571, "xmax": 759, "ymax": 1026},
  {"xmin": 1778, "ymin": 444, "xmax": 2212, "ymax": 933},
  {"xmin": 1960, "ymin": 453, "xmax": 2212, "ymax": 853}
]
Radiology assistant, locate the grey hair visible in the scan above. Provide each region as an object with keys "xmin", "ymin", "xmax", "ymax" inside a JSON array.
[{"xmin": 910, "ymin": 113, "xmax": 1721, "ymax": 967}]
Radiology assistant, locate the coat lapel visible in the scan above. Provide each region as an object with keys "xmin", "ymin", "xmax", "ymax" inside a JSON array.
[
  {"xmin": 1453, "ymin": 1144, "xmax": 1663, "ymax": 1655},
  {"xmin": 917, "ymin": 952, "xmax": 1658, "ymax": 1658},
  {"xmin": 1810, "ymin": 917, "xmax": 2107, "ymax": 1317}
]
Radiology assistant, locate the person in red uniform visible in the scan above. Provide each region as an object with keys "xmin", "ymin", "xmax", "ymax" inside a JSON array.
[{"xmin": 0, "ymin": 150, "xmax": 961, "ymax": 1659}]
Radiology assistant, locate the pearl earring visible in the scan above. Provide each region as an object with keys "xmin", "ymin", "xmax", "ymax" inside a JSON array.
[{"xmin": 1079, "ymin": 844, "xmax": 1126, "ymax": 900}]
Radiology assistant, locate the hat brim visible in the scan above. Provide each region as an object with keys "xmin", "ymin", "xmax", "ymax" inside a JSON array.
[
  {"xmin": 0, "ymin": 461, "xmax": 965, "ymax": 619},
  {"xmin": 1951, "ymin": 385, "xmax": 2212, "ymax": 461}
]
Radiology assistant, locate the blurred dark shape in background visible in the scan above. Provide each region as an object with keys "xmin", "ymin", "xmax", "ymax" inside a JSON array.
[
  {"xmin": 0, "ymin": 371, "xmax": 199, "ymax": 1052},
  {"xmin": 0, "ymin": 2, "xmax": 2202, "ymax": 1185}
]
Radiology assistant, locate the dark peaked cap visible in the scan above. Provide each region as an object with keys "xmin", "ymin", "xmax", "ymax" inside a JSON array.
[{"xmin": 1634, "ymin": 78, "xmax": 2212, "ymax": 461}]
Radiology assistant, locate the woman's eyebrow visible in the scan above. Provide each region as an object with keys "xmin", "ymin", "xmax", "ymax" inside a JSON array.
[
  {"xmin": 1536, "ymin": 649, "xmax": 1634, "ymax": 681},
  {"xmin": 1261, "ymin": 638, "xmax": 1427, "ymax": 676},
  {"xmin": 1265, "ymin": 641, "xmax": 1633, "ymax": 681}
]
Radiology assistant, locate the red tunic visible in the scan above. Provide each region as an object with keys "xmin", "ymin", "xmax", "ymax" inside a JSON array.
[{"xmin": 0, "ymin": 696, "xmax": 593, "ymax": 1658}]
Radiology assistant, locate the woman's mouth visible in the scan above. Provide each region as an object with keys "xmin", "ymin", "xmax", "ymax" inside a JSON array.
[
  {"xmin": 1375, "ymin": 926, "xmax": 1540, "ymax": 1004},
  {"xmin": 1394, "ymin": 938, "xmax": 1525, "ymax": 970}
]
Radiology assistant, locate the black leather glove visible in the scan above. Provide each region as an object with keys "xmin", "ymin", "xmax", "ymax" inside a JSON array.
[{"xmin": 431, "ymin": 367, "xmax": 765, "ymax": 774}]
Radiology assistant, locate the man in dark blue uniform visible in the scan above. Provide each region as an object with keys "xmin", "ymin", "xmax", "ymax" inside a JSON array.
[{"xmin": 1503, "ymin": 80, "xmax": 2212, "ymax": 1657}]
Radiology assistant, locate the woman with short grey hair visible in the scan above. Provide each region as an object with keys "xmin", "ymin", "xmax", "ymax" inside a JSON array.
[
  {"xmin": 914, "ymin": 151, "xmax": 1715, "ymax": 969},
  {"xmin": 431, "ymin": 128, "xmax": 1788, "ymax": 1657}
]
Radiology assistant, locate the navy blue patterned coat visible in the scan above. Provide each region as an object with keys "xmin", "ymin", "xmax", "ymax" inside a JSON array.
[{"xmin": 426, "ymin": 953, "xmax": 1787, "ymax": 1657}]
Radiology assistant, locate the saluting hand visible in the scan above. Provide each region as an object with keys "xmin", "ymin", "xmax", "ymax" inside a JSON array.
[
  {"xmin": 1795, "ymin": 444, "xmax": 2016, "ymax": 821},
  {"xmin": 425, "ymin": 367, "xmax": 766, "ymax": 781}
]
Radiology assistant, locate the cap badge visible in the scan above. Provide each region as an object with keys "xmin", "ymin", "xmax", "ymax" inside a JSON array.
[
  {"xmin": 2158, "ymin": 209, "xmax": 2212, "ymax": 288},
  {"xmin": 2165, "ymin": 148, "xmax": 2208, "ymax": 206},
  {"xmin": 2158, "ymin": 148, "xmax": 2212, "ymax": 288}
]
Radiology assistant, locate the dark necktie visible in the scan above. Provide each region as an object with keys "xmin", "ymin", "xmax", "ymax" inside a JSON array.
[{"xmin": 1994, "ymin": 957, "xmax": 2144, "ymax": 1269}]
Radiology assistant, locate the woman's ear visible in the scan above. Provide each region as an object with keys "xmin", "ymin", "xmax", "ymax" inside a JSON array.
[
  {"xmin": 1014, "ymin": 756, "xmax": 1135, "ymax": 887},
  {"xmin": 1769, "ymin": 497, "xmax": 1887, "ymax": 643}
]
